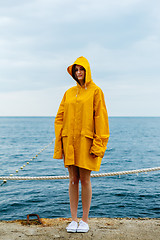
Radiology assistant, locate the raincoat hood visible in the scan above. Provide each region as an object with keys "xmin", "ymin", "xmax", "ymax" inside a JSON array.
[{"xmin": 67, "ymin": 56, "xmax": 92, "ymax": 86}]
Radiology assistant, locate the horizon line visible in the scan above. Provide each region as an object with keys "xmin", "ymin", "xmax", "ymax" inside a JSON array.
[{"xmin": 0, "ymin": 116, "xmax": 159, "ymax": 118}]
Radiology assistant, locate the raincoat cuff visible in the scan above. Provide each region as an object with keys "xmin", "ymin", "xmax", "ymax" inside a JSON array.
[
  {"xmin": 89, "ymin": 147, "xmax": 105, "ymax": 158},
  {"xmin": 89, "ymin": 135, "xmax": 109, "ymax": 158}
]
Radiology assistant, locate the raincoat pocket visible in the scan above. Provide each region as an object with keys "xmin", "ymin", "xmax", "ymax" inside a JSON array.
[
  {"xmin": 62, "ymin": 129, "xmax": 68, "ymax": 137},
  {"xmin": 61, "ymin": 129, "xmax": 68, "ymax": 159},
  {"xmin": 81, "ymin": 129, "xmax": 94, "ymax": 139},
  {"xmin": 80, "ymin": 130, "xmax": 94, "ymax": 156}
]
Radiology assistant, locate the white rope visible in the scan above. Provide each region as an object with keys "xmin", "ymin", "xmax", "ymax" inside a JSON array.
[
  {"xmin": 0, "ymin": 139, "xmax": 55, "ymax": 186},
  {"xmin": 7, "ymin": 139, "xmax": 55, "ymax": 176},
  {"xmin": 0, "ymin": 166, "xmax": 160, "ymax": 181}
]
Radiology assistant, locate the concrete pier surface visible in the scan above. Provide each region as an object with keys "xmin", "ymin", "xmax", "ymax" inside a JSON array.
[{"xmin": 0, "ymin": 218, "xmax": 159, "ymax": 240}]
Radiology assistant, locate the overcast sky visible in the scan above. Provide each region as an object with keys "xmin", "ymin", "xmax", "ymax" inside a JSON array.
[{"xmin": 0, "ymin": 0, "xmax": 160, "ymax": 116}]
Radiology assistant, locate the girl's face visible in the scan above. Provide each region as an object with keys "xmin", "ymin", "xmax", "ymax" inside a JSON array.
[{"xmin": 75, "ymin": 65, "xmax": 85, "ymax": 84}]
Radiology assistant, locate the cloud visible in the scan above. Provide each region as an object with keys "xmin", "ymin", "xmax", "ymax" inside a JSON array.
[
  {"xmin": 0, "ymin": 0, "xmax": 160, "ymax": 115},
  {"xmin": 0, "ymin": 86, "xmax": 70, "ymax": 116}
]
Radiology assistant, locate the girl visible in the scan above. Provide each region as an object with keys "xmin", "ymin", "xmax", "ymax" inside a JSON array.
[{"xmin": 53, "ymin": 56, "xmax": 110, "ymax": 233}]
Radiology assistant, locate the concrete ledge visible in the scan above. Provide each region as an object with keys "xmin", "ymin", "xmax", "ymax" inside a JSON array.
[{"xmin": 0, "ymin": 218, "xmax": 160, "ymax": 240}]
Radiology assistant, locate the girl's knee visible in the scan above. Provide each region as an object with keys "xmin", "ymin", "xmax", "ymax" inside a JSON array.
[
  {"xmin": 79, "ymin": 168, "xmax": 91, "ymax": 186},
  {"xmin": 80, "ymin": 178, "xmax": 91, "ymax": 186},
  {"xmin": 69, "ymin": 176, "xmax": 79, "ymax": 185},
  {"xmin": 68, "ymin": 166, "xmax": 80, "ymax": 185}
]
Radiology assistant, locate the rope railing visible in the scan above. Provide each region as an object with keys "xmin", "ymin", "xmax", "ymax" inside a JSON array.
[
  {"xmin": 1, "ymin": 137, "xmax": 160, "ymax": 185},
  {"xmin": 5, "ymin": 139, "xmax": 55, "ymax": 176},
  {"xmin": 0, "ymin": 139, "xmax": 55, "ymax": 186},
  {"xmin": 0, "ymin": 166, "xmax": 160, "ymax": 181}
]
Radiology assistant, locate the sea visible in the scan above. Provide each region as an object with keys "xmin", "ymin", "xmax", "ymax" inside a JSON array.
[{"xmin": 0, "ymin": 117, "xmax": 159, "ymax": 221}]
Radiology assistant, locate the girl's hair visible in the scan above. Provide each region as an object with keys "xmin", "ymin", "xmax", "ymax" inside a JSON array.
[
  {"xmin": 72, "ymin": 64, "xmax": 86, "ymax": 84},
  {"xmin": 72, "ymin": 64, "xmax": 77, "ymax": 80}
]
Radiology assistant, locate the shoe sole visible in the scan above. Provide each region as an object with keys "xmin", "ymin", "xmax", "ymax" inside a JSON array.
[
  {"xmin": 67, "ymin": 229, "xmax": 77, "ymax": 233},
  {"xmin": 77, "ymin": 229, "xmax": 89, "ymax": 233}
]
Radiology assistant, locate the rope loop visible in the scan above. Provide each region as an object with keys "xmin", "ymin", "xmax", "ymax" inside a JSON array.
[{"xmin": 0, "ymin": 166, "xmax": 160, "ymax": 181}]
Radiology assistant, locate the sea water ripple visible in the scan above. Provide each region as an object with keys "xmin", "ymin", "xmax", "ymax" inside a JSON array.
[{"xmin": 0, "ymin": 117, "xmax": 160, "ymax": 220}]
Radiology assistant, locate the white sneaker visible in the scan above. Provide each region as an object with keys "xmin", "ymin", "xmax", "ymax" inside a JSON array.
[
  {"xmin": 66, "ymin": 221, "xmax": 78, "ymax": 233},
  {"xmin": 77, "ymin": 220, "xmax": 89, "ymax": 233}
]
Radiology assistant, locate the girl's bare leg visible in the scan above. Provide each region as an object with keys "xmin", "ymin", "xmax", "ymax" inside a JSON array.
[
  {"xmin": 79, "ymin": 168, "xmax": 92, "ymax": 223},
  {"xmin": 68, "ymin": 166, "xmax": 80, "ymax": 222}
]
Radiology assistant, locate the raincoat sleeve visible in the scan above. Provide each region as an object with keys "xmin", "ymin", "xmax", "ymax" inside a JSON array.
[
  {"xmin": 90, "ymin": 88, "xmax": 110, "ymax": 158},
  {"xmin": 53, "ymin": 93, "xmax": 66, "ymax": 159}
]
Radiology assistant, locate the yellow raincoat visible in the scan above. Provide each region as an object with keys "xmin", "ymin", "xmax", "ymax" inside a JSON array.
[{"xmin": 53, "ymin": 56, "xmax": 109, "ymax": 171}]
